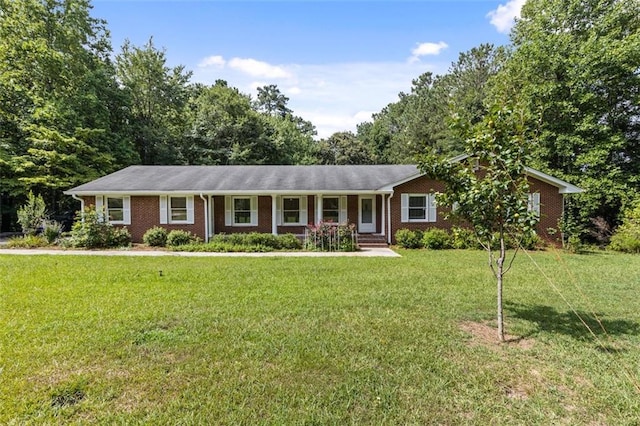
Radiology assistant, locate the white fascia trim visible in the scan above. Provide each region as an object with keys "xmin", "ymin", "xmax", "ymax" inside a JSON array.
[
  {"xmin": 66, "ymin": 190, "xmax": 393, "ymax": 196},
  {"xmin": 377, "ymin": 172, "xmax": 425, "ymax": 192},
  {"xmin": 524, "ymin": 167, "xmax": 584, "ymax": 194}
]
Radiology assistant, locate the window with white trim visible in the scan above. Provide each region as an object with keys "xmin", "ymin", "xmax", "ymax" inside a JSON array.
[
  {"xmin": 159, "ymin": 195, "xmax": 194, "ymax": 224},
  {"xmin": 401, "ymin": 193, "xmax": 437, "ymax": 223},
  {"xmin": 234, "ymin": 197, "xmax": 252, "ymax": 224},
  {"xmin": 107, "ymin": 197, "xmax": 124, "ymax": 222},
  {"xmin": 170, "ymin": 196, "xmax": 188, "ymax": 222},
  {"xmin": 224, "ymin": 196, "xmax": 258, "ymax": 226},
  {"xmin": 96, "ymin": 195, "xmax": 131, "ymax": 225},
  {"xmin": 322, "ymin": 197, "xmax": 340, "ymax": 223},
  {"xmin": 283, "ymin": 197, "xmax": 300, "ymax": 224},
  {"xmin": 528, "ymin": 192, "xmax": 541, "ymax": 217}
]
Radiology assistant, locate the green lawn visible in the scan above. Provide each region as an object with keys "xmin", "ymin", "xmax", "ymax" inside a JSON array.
[{"xmin": 1, "ymin": 250, "xmax": 639, "ymax": 424}]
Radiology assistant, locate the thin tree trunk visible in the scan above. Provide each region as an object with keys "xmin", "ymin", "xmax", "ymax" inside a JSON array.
[{"xmin": 497, "ymin": 234, "xmax": 506, "ymax": 342}]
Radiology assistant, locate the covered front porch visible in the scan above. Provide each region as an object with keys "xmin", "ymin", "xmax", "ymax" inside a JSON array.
[{"xmin": 203, "ymin": 193, "xmax": 390, "ymax": 242}]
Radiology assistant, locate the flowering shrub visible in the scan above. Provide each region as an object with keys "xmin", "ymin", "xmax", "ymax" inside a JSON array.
[{"xmin": 305, "ymin": 221, "xmax": 357, "ymax": 252}]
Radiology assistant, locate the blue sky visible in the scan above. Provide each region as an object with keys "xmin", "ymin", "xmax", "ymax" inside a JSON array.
[{"xmin": 92, "ymin": 0, "xmax": 525, "ymax": 138}]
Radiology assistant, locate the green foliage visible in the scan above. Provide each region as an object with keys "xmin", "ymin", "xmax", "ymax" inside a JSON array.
[
  {"xmin": 610, "ymin": 203, "xmax": 640, "ymax": 253},
  {"xmin": 16, "ymin": 191, "xmax": 46, "ymax": 236},
  {"xmin": 422, "ymin": 228, "xmax": 451, "ymax": 250},
  {"xmin": 502, "ymin": 0, "xmax": 640, "ymax": 235},
  {"xmin": 69, "ymin": 207, "xmax": 131, "ymax": 249},
  {"xmin": 394, "ymin": 229, "xmax": 424, "ymax": 249},
  {"xmin": 450, "ymin": 226, "xmax": 481, "ymax": 250},
  {"xmin": 143, "ymin": 226, "xmax": 168, "ymax": 247},
  {"xmin": 6, "ymin": 234, "xmax": 48, "ymax": 248},
  {"xmin": 42, "ymin": 220, "xmax": 63, "ymax": 244},
  {"xmin": 173, "ymin": 242, "xmax": 274, "ymax": 253},
  {"xmin": 209, "ymin": 233, "xmax": 302, "ymax": 251},
  {"xmin": 166, "ymin": 229, "xmax": 199, "ymax": 247},
  {"xmin": 276, "ymin": 233, "xmax": 303, "ymax": 250},
  {"xmin": 305, "ymin": 222, "xmax": 357, "ymax": 252}
]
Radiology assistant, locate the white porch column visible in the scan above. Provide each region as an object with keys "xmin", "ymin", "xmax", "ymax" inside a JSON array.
[
  {"xmin": 316, "ymin": 194, "xmax": 323, "ymax": 224},
  {"xmin": 381, "ymin": 194, "xmax": 386, "ymax": 236},
  {"xmin": 271, "ymin": 195, "xmax": 278, "ymax": 235}
]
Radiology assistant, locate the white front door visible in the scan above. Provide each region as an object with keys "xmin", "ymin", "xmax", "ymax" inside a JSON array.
[{"xmin": 358, "ymin": 196, "xmax": 376, "ymax": 233}]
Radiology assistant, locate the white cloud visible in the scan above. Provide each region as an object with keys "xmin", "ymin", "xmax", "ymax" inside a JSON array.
[
  {"xmin": 409, "ymin": 41, "xmax": 448, "ymax": 63},
  {"xmin": 192, "ymin": 53, "xmax": 448, "ymax": 139},
  {"xmin": 198, "ymin": 55, "xmax": 226, "ymax": 68},
  {"xmin": 228, "ymin": 57, "xmax": 292, "ymax": 79},
  {"xmin": 487, "ymin": 0, "xmax": 526, "ymax": 34}
]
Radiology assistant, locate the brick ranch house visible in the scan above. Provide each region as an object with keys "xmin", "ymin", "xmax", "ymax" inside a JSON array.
[{"xmin": 64, "ymin": 163, "xmax": 583, "ymax": 245}]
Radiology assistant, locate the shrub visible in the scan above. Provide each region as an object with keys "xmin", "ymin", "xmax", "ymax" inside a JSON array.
[
  {"xmin": 166, "ymin": 230, "xmax": 199, "ymax": 247},
  {"xmin": 610, "ymin": 202, "xmax": 640, "ymax": 253},
  {"xmin": 42, "ymin": 220, "xmax": 64, "ymax": 244},
  {"xmin": 450, "ymin": 227, "xmax": 481, "ymax": 250},
  {"xmin": 394, "ymin": 229, "xmax": 423, "ymax": 249},
  {"xmin": 143, "ymin": 227, "xmax": 168, "ymax": 247},
  {"xmin": 173, "ymin": 242, "xmax": 274, "ymax": 253},
  {"xmin": 16, "ymin": 191, "xmax": 47, "ymax": 236},
  {"xmin": 69, "ymin": 207, "xmax": 131, "ymax": 248},
  {"xmin": 305, "ymin": 222, "xmax": 357, "ymax": 252},
  {"xmin": 277, "ymin": 233, "xmax": 302, "ymax": 250},
  {"xmin": 6, "ymin": 235, "xmax": 48, "ymax": 248},
  {"xmin": 422, "ymin": 228, "xmax": 451, "ymax": 250}
]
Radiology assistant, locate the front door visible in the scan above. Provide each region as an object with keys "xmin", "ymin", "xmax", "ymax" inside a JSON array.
[{"xmin": 358, "ymin": 196, "xmax": 376, "ymax": 233}]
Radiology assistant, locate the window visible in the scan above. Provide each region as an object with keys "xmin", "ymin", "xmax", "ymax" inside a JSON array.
[
  {"xmin": 283, "ymin": 197, "xmax": 300, "ymax": 224},
  {"xmin": 528, "ymin": 193, "xmax": 541, "ymax": 217},
  {"xmin": 401, "ymin": 194, "xmax": 436, "ymax": 223},
  {"xmin": 95, "ymin": 195, "xmax": 130, "ymax": 225},
  {"xmin": 107, "ymin": 197, "xmax": 124, "ymax": 222},
  {"xmin": 322, "ymin": 197, "xmax": 340, "ymax": 223},
  {"xmin": 224, "ymin": 196, "xmax": 258, "ymax": 226},
  {"xmin": 159, "ymin": 195, "xmax": 194, "ymax": 224},
  {"xmin": 234, "ymin": 198, "xmax": 252, "ymax": 224},
  {"xmin": 170, "ymin": 197, "xmax": 188, "ymax": 222},
  {"xmin": 277, "ymin": 196, "xmax": 307, "ymax": 226}
]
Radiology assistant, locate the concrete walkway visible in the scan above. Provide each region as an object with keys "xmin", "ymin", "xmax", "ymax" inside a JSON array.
[{"xmin": 0, "ymin": 247, "xmax": 400, "ymax": 257}]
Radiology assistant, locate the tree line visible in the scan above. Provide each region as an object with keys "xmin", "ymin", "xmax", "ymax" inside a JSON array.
[{"xmin": 1, "ymin": 0, "xmax": 638, "ymax": 242}]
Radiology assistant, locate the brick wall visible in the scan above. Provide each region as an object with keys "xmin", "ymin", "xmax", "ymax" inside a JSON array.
[{"xmin": 388, "ymin": 174, "xmax": 565, "ymax": 244}]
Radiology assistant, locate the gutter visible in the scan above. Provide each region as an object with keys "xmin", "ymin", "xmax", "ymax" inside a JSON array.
[{"xmin": 71, "ymin": 194, "xmax": 84, "ymax": 221}]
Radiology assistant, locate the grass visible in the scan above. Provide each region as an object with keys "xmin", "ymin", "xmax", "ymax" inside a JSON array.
[{"xmin": 1, "ymin": 249, "xmax": 639, "ymax": 424}]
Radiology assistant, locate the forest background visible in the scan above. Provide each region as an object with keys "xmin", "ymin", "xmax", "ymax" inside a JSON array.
[{"xmin": 0, "ymin": 0, "xmax": 638, "ymax": 243}]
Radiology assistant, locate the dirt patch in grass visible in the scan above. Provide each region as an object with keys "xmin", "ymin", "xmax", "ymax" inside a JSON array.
[{"xmin": 459, "ymin": 321, "xmax": 534, "ymax": 350}]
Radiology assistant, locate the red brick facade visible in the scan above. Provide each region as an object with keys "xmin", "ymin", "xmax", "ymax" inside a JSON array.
[{"xmin": 79, "ymin": 174, "xmax": 566, "ymax": 244}]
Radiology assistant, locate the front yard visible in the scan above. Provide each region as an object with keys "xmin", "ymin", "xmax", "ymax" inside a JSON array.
[{"xmin": 1, "ymin": 250, "xmax": 639, "ymax": 424}]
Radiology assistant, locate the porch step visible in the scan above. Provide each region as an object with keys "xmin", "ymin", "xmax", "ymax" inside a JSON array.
[{"xmin": 357, "ymin": 234, "xmax": 388, "ymax": 248}]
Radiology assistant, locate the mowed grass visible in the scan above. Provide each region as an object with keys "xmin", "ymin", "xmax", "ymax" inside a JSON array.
[{"xmin": 1, "ymin": 250, "xmax": 639, "ymax": 424}]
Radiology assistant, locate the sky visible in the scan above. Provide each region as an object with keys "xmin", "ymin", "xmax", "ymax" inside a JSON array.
[{"xmin": 92, "ymin": 0, "xmax": 526, "ymax": 138}]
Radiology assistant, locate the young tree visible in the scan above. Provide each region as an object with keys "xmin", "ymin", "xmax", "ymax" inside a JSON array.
[{"xmin": 418, "ymin": 105, "xmax": 539, "ymax": 342}]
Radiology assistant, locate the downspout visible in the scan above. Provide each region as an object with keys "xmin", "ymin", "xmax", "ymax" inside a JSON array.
[
  {"xmin": 71, "ymin": 194, "xmax": 84, "ymax": 221},
  {"xmin": 387, "ymin": 192, "xmax": 394, "ymax": 244},
  {"xmin": 200, "ymin": 193, "xmax": 209, "ymax": 243}
]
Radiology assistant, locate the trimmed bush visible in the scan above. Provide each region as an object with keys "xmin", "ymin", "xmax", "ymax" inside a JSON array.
[
  {"xmin": 143, "ymin": 226, "xmax": 168, "ymax": 247},
  {"xmin": 166, "ymin": 230, "xmax": 199, "ymax": 247},
  {"xmin": 422, "ymin": 228, "xmax": 451, "ymax": 250},
  {"xmin": 394, "ymin": 229, "xmax": 423, "ymax": 249},
  {"xmin": 450, "ymin": 227, "xmax": 480, "ymax": 250},
  {"xmin": 277, "ymin": 233, "xmax": 302, "ymax": 250}
]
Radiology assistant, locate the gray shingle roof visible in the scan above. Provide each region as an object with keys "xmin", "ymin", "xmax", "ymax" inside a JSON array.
[{"xmin": 65, "ymin": 165, "xmax": 422, "ymax": 194}]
